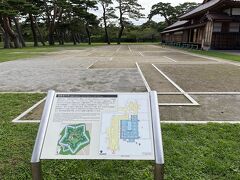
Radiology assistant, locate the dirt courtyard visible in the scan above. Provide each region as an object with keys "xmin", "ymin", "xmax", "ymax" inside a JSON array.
[{"xmin": 1, "ymin": 44, "xmax": 239, "ymax": 122}]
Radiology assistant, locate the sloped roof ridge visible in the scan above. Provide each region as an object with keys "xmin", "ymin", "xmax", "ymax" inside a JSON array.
[
  {"xmin": 180, "ymin": 0, "xmax": 222, "ymax": 19},
  {"xmin": 164, "ymin": 20, "xmax": 189, "ymax": 30}
]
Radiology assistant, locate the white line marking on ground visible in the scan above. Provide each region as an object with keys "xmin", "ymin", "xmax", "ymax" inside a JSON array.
[
  {"xmin": 157, "ymin": 92, "xmax": 240, "ymax": 95},
  {"xmin": 0, "ymin": 91, "xmax": 46, "ymax": 94},
  {"xmin": 139, "ymin": 52, "xmax": 144, "ymax": 57},
  {"xmin": 151, "ymin": 64, "xmax": 189, "ymax": 94},
  {"xmin": 136, "ymin": 62, "xmax": 151, "ymax": 92},
  {"xmin": 188, "ymin": 92, "xmax": 240, "ymax": 95},
  {"xmin": 13, "ymin": 120, "xmax": 40, "ymax": 123},
  {"xmin": 141, "ymin": 51, "xmax": 169, "ymax": 53},
  {"xmin": 158, "ymin": 92, "xmax": 183, "ymax": 95},
  {"xmin": 12, "ymin": 98, "xmax": 46, "ymax": 123},
  {"xmin": 3, "ymin": 91, "xmax": 237, "ymax": 96},
  {"xmin": 150, "ymin": 44, "xmax": 174, "ymax": 51},
  {"xmin": 176, "ymin": 50, "xmax": 220, "ymax": 62},
  {"xmin": 14, "ymin": 120, "xmax": 240, "ymax": 124},
  {"xmin": 162, "ymin": 46, "xmax": 240, "ymax": 67},
  {"xmin": 163, "ymin": 56, "xmax": 177, "ymax": 62},
  {"xmin": 152, "ymin": 64, "xmax": 199, "ymax": 106},
  {"xmin": 87, "ymin": 49, "xmax": 96, "ymax": 56},
  {"xmin": 116, "ymin": 45, "xmax": 121, "ymax": 52},
  {"xmin": 159, "ymin": 103, "xmax": 198, "ymax": 106},
  {"xmin": 87, "ymin": 68, "xmax": 136, "ymax": 70},
  {"xmin": 161, "ymin": 121, "xmax": 240, "ymax": 124},
  {"xmin": 128, "ymin": 45, "xmax": 133, "ymax": 53},
  {"xmin": 153, "ymin": 62, "xmax": 225, "ymax": 65},
  {"xmin": 86, "ymin": 60, "xmax": 98, "ymax": 69}
]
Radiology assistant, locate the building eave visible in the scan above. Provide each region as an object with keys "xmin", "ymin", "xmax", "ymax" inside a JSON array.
[{"xmin": 161, "ymin": 23, "xmax": 207, "ymax": 34}]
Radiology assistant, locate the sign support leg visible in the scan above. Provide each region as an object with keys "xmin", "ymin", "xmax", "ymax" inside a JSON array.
[
  {"xmin": 154, "ymin": 164, "xmax": 164, "ymax": 180},
  {"xmin": 31, "ymin": 162, "xmax": 43, "ymax": 180},
  {"xmin": 150, "ymin": 91, "xmax": 164, "ymax": 180}
]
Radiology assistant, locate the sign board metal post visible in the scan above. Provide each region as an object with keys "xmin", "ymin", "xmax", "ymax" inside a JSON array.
[
  {"xmin": 31, "ymin": 90, "xmax": 164, "ymax": 180},
  {"xmin": 150, "ymin": 91, "xmax": 164, "ymax": 180},
  {"xmin": 31, "ymin": 162, "xmax": 42, "ymax": 180},
  {"xmin": 31, "ymin": 90, "xmax": 55, "ymax": 180}
]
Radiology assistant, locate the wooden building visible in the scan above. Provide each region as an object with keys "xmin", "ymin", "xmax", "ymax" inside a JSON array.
[{"xmin": 161, "ymin": 0, "xmax": 240, "ymax": 50}]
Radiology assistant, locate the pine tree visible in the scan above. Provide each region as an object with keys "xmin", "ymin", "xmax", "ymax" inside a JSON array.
[
  {"xmin": 98, "ymin": 0, "xmax": 116, "ymax": 44},
  {"xmin": 0, "ymin": 0, "xmax": 26, "ymax": 48},
  {"xmin": 116, "ymin": 0, "xmax": 144, "ymax": 44},
  {"xmin": 70, "ymin": 0, "xmax": 98, "ymax": 45}
]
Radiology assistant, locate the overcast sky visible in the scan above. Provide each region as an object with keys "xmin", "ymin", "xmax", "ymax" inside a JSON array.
[
  {"xmin": 137, "ymin": 0, "xmax": 202, "ymax": 24},
  {"xmin": 94, "ymin": 0, "xmax": 202, "ymax": 25}
]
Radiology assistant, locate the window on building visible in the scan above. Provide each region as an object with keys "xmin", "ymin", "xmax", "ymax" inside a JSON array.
[
  {"xmin": 229, "ymin": 23, "xmax": 240, "ymax": 32},
  {"xmin": 174, "ymin": 31, "xmax": 183, "ymax": 35},
  {"xmin": 224, "ymin": 8, "xmax": 231, "ymax": 15},
  {"xmin": 232, "ymin": 8, "xmax": 240, "ymax": 15},
  {"xmin": 213, "ymin": 23, "xmax": 222, "ymax": 32}
]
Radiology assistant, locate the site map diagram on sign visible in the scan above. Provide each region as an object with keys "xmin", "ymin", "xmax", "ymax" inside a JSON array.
[
  {"xmin": 40, "ymin": 93, "xmax": 154, "ymax": 160},
  {"xmin": 99, "ymin": 100, "xmax": 154, "ymax": 158},
  {"xmin": 57, "ymin": 123, "xmax": 91, "ymax": 155}
]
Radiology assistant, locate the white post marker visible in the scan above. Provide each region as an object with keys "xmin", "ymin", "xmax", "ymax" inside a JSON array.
[{"xmin": 31, "ymin": 90, "xmax": 164, "ymax": 180}]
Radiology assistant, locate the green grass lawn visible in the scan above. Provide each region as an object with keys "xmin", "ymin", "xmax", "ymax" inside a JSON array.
[
  {"xmin": 0, "ymin": 94, "xmax": 240, "ymax": 179},
  {"xmin": 0, "ymin": 43, "xmax": 107, "ymax": 63},
  {"xmin": 187, "ymin": 49, "xmax": 240, "ymax": 62}
]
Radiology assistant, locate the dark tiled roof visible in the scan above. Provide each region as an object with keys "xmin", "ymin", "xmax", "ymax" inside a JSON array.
[
  {"xmin": 164, "ymin": 20, "xmax": 189, "ymax": 30},
  {"xmin": 206, "ymin": 13, "xmax": 233, "ymax": 20},
  {"xmin": 161, "ymin": 23, "xmax": 206, "ymax": 34},
  {"xmin": 180, "ymin": 0, "xmax": 222, "ymax": 19}
]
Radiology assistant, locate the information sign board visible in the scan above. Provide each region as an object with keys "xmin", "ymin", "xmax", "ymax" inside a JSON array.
[
  {"xmin": 31, "ymin": 90, "xmax": 164, "ymax": 180},
  {"xmin": 41, "ymin": 93, "xmax": 154, "ymax": 160}
]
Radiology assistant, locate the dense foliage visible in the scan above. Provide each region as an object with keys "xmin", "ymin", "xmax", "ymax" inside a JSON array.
[{"xmin": 0, "ymin": 0, "xmax": 198, "ymax": 48}]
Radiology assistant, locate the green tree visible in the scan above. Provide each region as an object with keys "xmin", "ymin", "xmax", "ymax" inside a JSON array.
[
  {"xmin": 43, "ymin": 0, "xmax": 68, "ymax": 45},
  {"xmin": 148, "ymin": 2, "xmax": 176, "ymax": 26},
  {"xmin": 116, "ymin": 0, "xmax": 144, "ymax": 44},
  {"xmin": 149, "ymin": 2, "xmax": 199, "ymax": 26},
  {"xmin": 0, "ymin": 0, "xmax": 26, "ymax": 48},
  {"xmin": 98, "ymin": 0, "xmax": 116, "ymax": 44},
  {"xmin": 71, "ymin": 0, "xmax": 98, "ymax": 45},
  {"xmin": 175, "ymin": 2, "xmax": 199, "ymax": 16},
  {"xmin": 23, "ymin": 0, "xmax": 46, "ymax": 46}
]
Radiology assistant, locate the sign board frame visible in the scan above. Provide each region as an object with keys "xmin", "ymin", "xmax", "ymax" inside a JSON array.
[{"xmin": 31, "ymin": 90, "xmax": 164, "ymax": 180}]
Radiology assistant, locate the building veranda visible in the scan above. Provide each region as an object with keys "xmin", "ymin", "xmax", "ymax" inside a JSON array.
[{"xmin": 161, "ymin": 0, "xmax": 240, "ymax": 50}]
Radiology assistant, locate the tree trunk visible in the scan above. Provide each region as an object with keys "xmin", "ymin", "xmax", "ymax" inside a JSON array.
[
  {"xmin": 72, "ymin": 32, "xmax": 77, "ymax": 45},
  {"xmin": 117, "ymin": 3, "xmax": 124, "ymax": 45},
  {"xmin": 48, "ymin": 26, "xmax": 55, "ymax": 46},
  {"xmin": 34, "ymin": 17, "xmax": 45, "ymax": 46},
  {"xmin": 0, "ymin": 25, "xmax": 10, "ymax": 48},
  {"xmin": 76, "ymin": 33, "xmax": 80, "ymax": 43},
  {"xmin": 55, "ymin": 31, "xmax": 61, "ymax": 45},
  {"xmin": 2, "ymin": 16, "xmax": 21, "ymax": 48},
  {"xmin": 118, "ymin": 22, "xmax": 124, "ymax": 45},
  {"xmin": 3, "ymin": 32, "xmax": 11, "ymax": 48},
  {"xmin": 29, "ymin": 14, "xmax": 38, "ymax": 47},
  {"xmin": 85, "ymin": 24, "xmax": 91, "ymax": 45},
  {"xmin": 59, "ymin": 31, "xmax": 64, "ymax": 45},
  {"xmin": 102, "ymin": 4, "xmax": 110, "ymax": 45},
  {"xmin": 44, "ymin": 0, "xmax": 54, "ymax": 45},
  {"xmin": 13, "ymin": 17, "xmax": 25, "ymax": 47}
]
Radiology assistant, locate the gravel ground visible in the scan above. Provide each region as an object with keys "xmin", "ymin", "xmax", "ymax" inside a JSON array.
[
  {"xmin": 154, "ymin": 64, "xmax": 240, "ymax": 92},
  {"xmin": 0, "ymin": 46, "xmax": 146, "ymax": 92},
  {"xmin": 160, "ymin": 95, "xmax": 240, "ymax": 121},
  {"xmin": 2, "ymin": 44, "xmax": 240, "ymax": 122}
]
